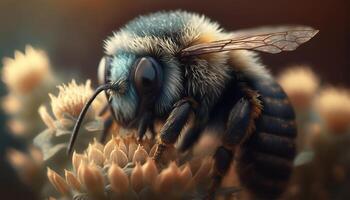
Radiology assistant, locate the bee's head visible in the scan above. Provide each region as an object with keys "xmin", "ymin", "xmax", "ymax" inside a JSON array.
[
  {"xmin": 98, "ymin": 53, "xmax": 180, "ymax": 127},
  {"xmin": 67, "ymin": 49, "xmax": 183, "ymax": 154}
]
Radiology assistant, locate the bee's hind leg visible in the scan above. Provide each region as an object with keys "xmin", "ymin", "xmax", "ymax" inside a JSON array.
[
  {"xmin": 207, "ymin": 146, "xmax": 234, "ymax": 200},
  {"xmin": 208, "ymin": 97, "xmax": 252, "ymax": 199}
]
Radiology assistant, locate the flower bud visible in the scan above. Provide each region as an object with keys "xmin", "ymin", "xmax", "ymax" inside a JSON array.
[
  {"xmin": 80, "ymin": 163, "xmax": 105, "ymax": 196},
  {"xmin": 47, "ymin": 167, "xmax": 70, "ymax": 195},
  {"xmin": 131, "ymin": 162, "xmax": 144, "ymax": 193},
  {"xmin": 155, "ymin": 162, "xmax": 180, "ymax": 193},
  {"xmin": 128, "ymin": 142, "xmax": 138, "ymax": 160},
  {"xmin": 118, "ymin": 140, "xmax": 128, "ymax": 155},
  {"xmin": 132, "ymin": 145, "xmax": 148, "ymax": 164},
  {"xmin": 92, "ymin": 138, "xmax": 104, "ymax": 151},
  {"xmin": 87, "ymin": 144, "xmax": 105, "ymax": 166},
  {"xmin": 38, "ymin": 105, "xmax": 55, "ymax": 129},
  {"xmin": 103, "ymin": 136, "xmax": 116, "ymax": 158},
  {"xmin": 72, "ymin": 151, "xmax": 88, "ymax": 172},
  {"xmin": 108, "ymin": 164, "xmax": 129, "ymax": 195},
  {"xmin": 142, "ymin": 158, "xmax": 158, "ymax": 186},
  {"xmin": 109, "ymin": 148, "xmax": 128, "ymax": 167},
  {"xmin": 65, "ymin": 169, "xmax": 82, "ymax": 192}
]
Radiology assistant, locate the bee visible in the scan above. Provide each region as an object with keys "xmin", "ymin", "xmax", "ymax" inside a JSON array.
[{"xmin": 67, "ymin": 11, "xmax": 318, "ymax": 199}]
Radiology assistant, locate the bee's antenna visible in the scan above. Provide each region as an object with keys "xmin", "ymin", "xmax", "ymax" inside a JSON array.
[{"xmin": 67, "ymin": 83, "xmax": 114, "ymax": 155}]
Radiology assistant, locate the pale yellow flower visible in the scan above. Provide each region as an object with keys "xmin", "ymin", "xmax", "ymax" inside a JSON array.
[
  {"xmin": 48, "ymin": 79, "xmax": 103, "ymax": 122},
  {"xmin": 38, "ymin": 105, "xmax": 55, "ymax": 129},
  {"xmin": 7, "ymin": 119, "xmax": 26, "ymax": 136},
  {"xmin": 2, "ymin": 45, "xmax": 51, "ymax": 94},
  {"xmin": 48, "ymin": 136, "xmax": 215, "ymax": 199},
  {"xmin": 315, "ymin": 87, "xmax": 350, "ymax": 134},
  {"xmin": 7, "ymin": 147, "xmax": 43, "ymax": 186},
  {"xmin": 1, "ymin": 45, "xmax": 61, "ymax": 138},
  {"xmin": 278, "ymin": 66, "xmax": 319, "ymax": 109},
  {"xmin": 1, "ymin": 94, "xmax": 21, "ymax": 114}
]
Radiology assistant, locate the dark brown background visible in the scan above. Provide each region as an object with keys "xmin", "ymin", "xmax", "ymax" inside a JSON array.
[
  {"xmin": 0, "ymin": 0, "xmax": 349, "ymax": 86},
  {"xmin": 0, "ymin": 0, "xmax": 349, "ymax": 198}
]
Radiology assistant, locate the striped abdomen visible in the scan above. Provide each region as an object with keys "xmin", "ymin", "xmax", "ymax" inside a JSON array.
[{"xmin": 237, "ymin": 78, "xmax": 297, "ymax": 199}]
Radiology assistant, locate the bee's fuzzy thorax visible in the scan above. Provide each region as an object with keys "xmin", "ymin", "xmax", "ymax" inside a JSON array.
[
  {"xmin": 104, "ymin": 10, "xmax": 225, "ymax": 56},
  {"xmin": 228, "ymin": 50, "xmax": 272, "ymax": 81}
]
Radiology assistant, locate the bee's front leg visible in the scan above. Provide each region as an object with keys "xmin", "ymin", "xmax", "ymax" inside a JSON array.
[
  {"xmin": 153, "ymin": 98, "xmax": 196, "ymax": 163},
  {"xmin": 98, "ymin": 102, "xmax": 119, "ymax": 144},
  {"xmin": 178, "ymin": 107, "xmax": 209, "ymax": 152},
  {"xmin": 99, "ymin": 116, "xmax": 114, "ymax": 143}
]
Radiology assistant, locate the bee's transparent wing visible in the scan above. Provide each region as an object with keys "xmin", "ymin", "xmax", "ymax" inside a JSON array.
[{"xmin": 180, "ymin": 26, "xmax": 318, "ymax": 57}]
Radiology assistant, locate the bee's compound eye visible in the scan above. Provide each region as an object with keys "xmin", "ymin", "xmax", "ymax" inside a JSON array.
[
  {"xmin": 98, "ymin": 57, "xmax": 106, "ymax": 84},
  {"xmin": 134, "ymin": 57, "xmax": 162, "ymax": 95},
  {"xmin": 98, "ymin": 56, "xmax": 113, "ymax": 85}
]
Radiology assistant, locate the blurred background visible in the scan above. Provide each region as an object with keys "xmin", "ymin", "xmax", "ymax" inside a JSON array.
[
  {"xmin": 0, "ymin": 0, "xmax": 349, "ymax": 199},
  {"xmin": 1, "ymin": 0, "xmax": 349, "ymax": 84}
]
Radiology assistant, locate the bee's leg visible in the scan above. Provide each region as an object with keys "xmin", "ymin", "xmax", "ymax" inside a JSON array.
[
  {"xmin": 208, "ymin": 98, "xmax": 252, "ymax": 199},
  {"xmin": 153, "ymin": 98, "xmax": 195, "ymax": 163},
  {"xmin": 207, "ymin": 146, "xmax": 234, "ymax": 200},
  {"xmin": 178, "ymin": 109, "xmax": 208, "ymax": 152},
  {"xmin": 99, "ymin": 100, "xmax": 119, "ymax": 143},
  {"xmin": 98, "ymin": 102, "xmax": 110, "ymax": 116},
  {"xmin": 223, "ymin": 97, "xmax": 252, "ymax": 146},
  {"xmin": 137, "ymin": 112, "xmax": 152, "ymax": 141},
  {"xmin": 99, "ymin": 115, "xmax": 114, "ymax": 143},
  {"xmin": 149, "ymin": 122, "xmax": 157, "ymax": 140}
]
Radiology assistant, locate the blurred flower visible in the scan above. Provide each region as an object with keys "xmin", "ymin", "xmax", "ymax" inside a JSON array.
[
  {"xmin": 282, "ymin": 86, "xmax": 350, "ymax": 200},
  {"xmin": 7, "ymin": 119, "xmax": 27, "ymax": 136},
  {"xmin": 315, "ymin": 87, "xmax": 350, "ymax": 134},
  {"xmin": 283, "ymin": 126, "xmax": 350, "ymax": 200},
  {"xmin": 278, "ymin": 66, "xmax": 321, "ymax": 151},
  {"xmin": 1, "ymin": 45, "xmax": 51, "ymax": 94},
  {"xmin": 278, "ymin": 66, "xmax": 319, "ymax": 110},
  {"xmin": 7, "ymin": 147, "xmax": 44, "ymax": 188},
  {"xmin": 1, "ymin": 45, "xmax": 60, "ymax": 138},
  {"xmin": 2, "ymin": 94, "xmax": 21, "ymax": 114}
]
